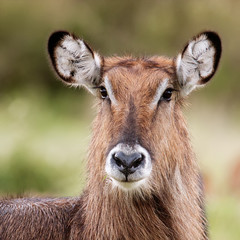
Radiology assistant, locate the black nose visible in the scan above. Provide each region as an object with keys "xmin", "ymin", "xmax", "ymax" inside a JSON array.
[{"xmin": 112, "ymin": 151, "xmax": 145, "ymax": 177}]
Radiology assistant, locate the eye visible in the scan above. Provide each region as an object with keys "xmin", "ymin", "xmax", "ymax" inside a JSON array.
[
  {"xmin": 99, "ymin": 86, "xmax": 108, "ymax": 99},
  {"xmin": 161, "ymin": 88, "xmax": 174, "ymax": 102}
]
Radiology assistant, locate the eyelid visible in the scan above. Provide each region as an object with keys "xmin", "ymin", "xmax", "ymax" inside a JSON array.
[
  {"xmin": 92, "ymin": 86, "xmax": 105, "ymax": 89},
  {"xmin": 166, "ymin": 88, "xmax": 178, "ymax": 92},
  {"xmin": 163, "ymin": 87, "xmax": 179, "ymax": 93}
]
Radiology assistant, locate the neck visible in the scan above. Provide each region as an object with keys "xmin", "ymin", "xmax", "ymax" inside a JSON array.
[{"xmin": 71, "ymin": 165, "xmax": 206, "ymax": 240}]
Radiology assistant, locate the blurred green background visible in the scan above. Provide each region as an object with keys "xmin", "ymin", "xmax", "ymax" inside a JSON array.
[{"xmin": 0, "ymin": 0, "xmax": 240, "ymax": 239}]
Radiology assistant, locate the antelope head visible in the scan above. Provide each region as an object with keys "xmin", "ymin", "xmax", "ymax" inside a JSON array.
[{"xmin": 48, "ymin": 31, "xmax": 221, "ymax": 193}]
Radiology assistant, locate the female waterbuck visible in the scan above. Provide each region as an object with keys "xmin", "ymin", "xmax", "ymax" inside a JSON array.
[{"xmin": 0, "ymin": 31, "xmax": 221, "ymax": 240}]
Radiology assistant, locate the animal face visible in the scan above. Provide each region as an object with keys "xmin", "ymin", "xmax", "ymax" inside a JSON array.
[
  {"xmin": 101, "ymin": 58, "xmax": 178, "ymax": 190},
  {"xmin": 48, "ymin": 31, "xmax": 221, "ymax": 191}
]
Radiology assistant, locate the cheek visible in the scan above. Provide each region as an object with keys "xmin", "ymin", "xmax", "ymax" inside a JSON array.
[
  {"xmin": 111, "ymin": 107, "xmax": 127, "ymax": 135},
  {"xmin": 92, "ymin": 103, "xmax": 124, "ymax": 154},
  {"xmin": 90, "ymin": 105, "xmax": 113, "ymax": 155},
  {"xmin": 143, "ymin": 104, "xmax": 176, "ymax": 159}
]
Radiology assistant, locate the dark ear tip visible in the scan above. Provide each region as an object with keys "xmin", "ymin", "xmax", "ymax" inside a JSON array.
[
  {"xmin": 204, "ymin": 31, "xmax": 222, "ymax": 72},
  {"xmin": 202, "ymin": 31, "xmax": 222, "ymax": 52},
  {"xmin": 48, "ymin": 31, "xmax": 70, "ymax": 59},
  {"xmin": 197, "ymin": 31, "xmax": 222, "ymax": 84},
  {"xmin": 200, "ymin": 31, "xmax": 222, "ymax": 55}
]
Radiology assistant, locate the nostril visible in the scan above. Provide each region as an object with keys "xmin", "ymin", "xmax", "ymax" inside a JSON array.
[
  {"xmin": 113, "ymin": 153, "xmax": 124, "ymax": 168},
  {"xmin": 132, "ymin": 154, "xmax": 144, "ymax": 168}
]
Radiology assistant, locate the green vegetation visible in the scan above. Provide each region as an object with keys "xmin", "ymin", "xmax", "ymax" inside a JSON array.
[
  {"xmin": 0, "ymin": 89, "xmax": 90, "ymax": 196},
  {"xmin": 0, "ymin": 0, "xmax": 239, "ymax": 239}
]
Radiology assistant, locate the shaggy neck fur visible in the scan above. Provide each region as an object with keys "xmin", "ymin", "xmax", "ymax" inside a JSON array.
[{"xmin": 71, "ymin": 171, "xmax": 205, "ymax": 240}]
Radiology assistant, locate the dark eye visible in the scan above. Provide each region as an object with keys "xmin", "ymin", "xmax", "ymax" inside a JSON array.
[
  {"xmin": 161, "ymin": 88, "xmax": 174, "ymax": 102},
  {"xmin": 100, "ymin": 86, "xmax": 108, "ymax": 99}
]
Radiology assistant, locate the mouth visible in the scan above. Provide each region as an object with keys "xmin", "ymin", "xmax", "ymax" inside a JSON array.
[{"xmin": 110, "ymin": 177, "xmax": 147, "ymax": 191}]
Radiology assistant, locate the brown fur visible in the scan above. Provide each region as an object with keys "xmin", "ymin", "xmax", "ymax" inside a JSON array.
[{"xmin": 0, "ymin": 57, "xmax": 207, "ymax": 240}]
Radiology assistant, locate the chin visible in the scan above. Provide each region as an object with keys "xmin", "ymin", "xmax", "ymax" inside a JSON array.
[
  {"xmin": 112, "ymin": 178, "xmax": 147, "ymax": 190},
  {"xmin": 106, "ymin": 177, "xmax": 153, "ymax": 199}
]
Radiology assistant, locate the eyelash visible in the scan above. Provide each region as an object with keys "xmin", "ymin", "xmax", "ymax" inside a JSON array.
[{"xmin": 160, "ymin": 88, "xmax": 177, "ymax": 102}]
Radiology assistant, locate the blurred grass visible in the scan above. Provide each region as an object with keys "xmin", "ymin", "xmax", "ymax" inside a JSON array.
[
  {"xmin": 0, "ymin": 0, "xmax": 240, "ymax": 239},
  {"xmin": 187, "ymin": 95, "xmax": 240, "ymax": 240},
  {"xmin": 0, "ymin": 89, "xmax": 92, "ymax": 196},
  {"xmin": 208, "ymin": 196, "xmax": 240, "ymax": 240}
]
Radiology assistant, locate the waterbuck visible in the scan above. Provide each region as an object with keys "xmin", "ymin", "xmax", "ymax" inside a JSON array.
[{"xmin": 0, "ymin": 31, "xmax": 221, "ymax": 240}]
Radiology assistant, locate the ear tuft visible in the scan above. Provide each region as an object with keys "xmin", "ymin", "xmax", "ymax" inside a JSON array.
[
  {"xmin": 176, "ymin": 31, "xmax": 222, "ymax": 96},
  {"xmin": 48, "ymin": 31, "xmax": 103, "ymax": 94}
]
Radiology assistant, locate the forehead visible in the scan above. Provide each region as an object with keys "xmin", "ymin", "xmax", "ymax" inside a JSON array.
[{"xmin": 103, "ymin": 57, "xmax": 176, "ymax": 93}]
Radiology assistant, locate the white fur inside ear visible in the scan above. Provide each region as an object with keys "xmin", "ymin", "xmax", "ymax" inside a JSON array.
[
  {"xmin": 55, "ymin": 35, "xmax": 102, "ymax": 93},
  {"xmin": 176, "ymin": 34, "xmax": 216, "ymax": 96}
]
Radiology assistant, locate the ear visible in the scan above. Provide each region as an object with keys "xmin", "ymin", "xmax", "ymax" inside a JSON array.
[
  {"xmin": 175, "ymin": 31, "xmax": 222, "ymax": 96},
  {"xmin": 48, "ymin": 31, "xmax": 103, "ymax": 95}
]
